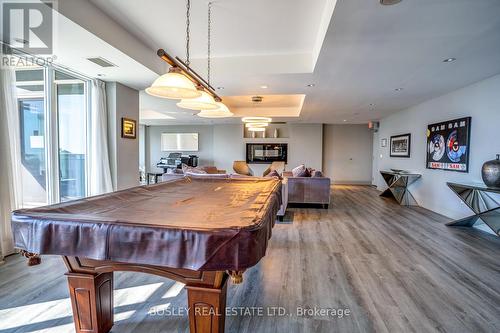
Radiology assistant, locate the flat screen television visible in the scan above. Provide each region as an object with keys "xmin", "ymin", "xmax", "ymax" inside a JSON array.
[
  {"xmin": 161, "ymin": 133, "xmax": 199, "ymax": 151},
  {"xmin": 246, "ymin": 143, "xmax": 288, "ymax": 164}
]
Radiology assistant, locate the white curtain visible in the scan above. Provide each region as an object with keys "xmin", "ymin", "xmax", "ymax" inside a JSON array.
[
  {"xmin": 0, "ymin": 65, "xmax": 23, "ymax": 263},
  {"xmin": 89, "ymin": 79, "xmax": 113, "ymax": 196}
]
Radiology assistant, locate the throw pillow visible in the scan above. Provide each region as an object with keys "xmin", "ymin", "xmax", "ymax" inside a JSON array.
[
  {"xmin": 312, "ymin": 170, "xmax": 323, "ymax": 177},
  {"xmin": 292, "ymin": 164, "xmax": 306, "ymax": 177},
  {"xmin": 266, "ymin": 169, "xmax": 282, "ymax": 179}
]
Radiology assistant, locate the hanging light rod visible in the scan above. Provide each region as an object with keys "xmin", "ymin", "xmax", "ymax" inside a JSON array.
[{"xmin": 156, "ymin": 48, "xmax": 222, "ymax": 102}]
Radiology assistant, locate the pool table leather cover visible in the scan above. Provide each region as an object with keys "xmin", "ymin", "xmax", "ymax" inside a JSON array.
[{"xmin": 11, "ymin": 176, "xmax": 281, "ymax": 271}]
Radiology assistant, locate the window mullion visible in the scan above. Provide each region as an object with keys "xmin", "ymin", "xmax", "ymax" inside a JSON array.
[{"xmin": 45, "ymin": 68, "xmax": 60, "ymax": 204}]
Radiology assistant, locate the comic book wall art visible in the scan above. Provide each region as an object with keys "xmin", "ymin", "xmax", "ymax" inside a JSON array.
[{"xmin": 426, "ymin": 117, "xmax": 471, "ymax": 172}]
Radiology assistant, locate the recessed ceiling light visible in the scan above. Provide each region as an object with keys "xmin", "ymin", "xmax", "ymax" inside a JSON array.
[
  {"xmin": 306, "ymin": 84, "xmax": 315, "ymax": 87},
  {"xmin": 216, "ymin": 86, "xmax": 224, "ymax": 90},
  {"xmin": 443, "ymin": 58, "xmax": 456, "ymax": 63},
  {"xmin": 260, "ymin": 85, "xmax": 268, "ymax": 89},
  {"xmin": 395, "ymin": 88, "xmax": 403, "ymax": 91},
  {"xmin": 343, "ymin": 119, "xmax": 347, "ymax": 122}
]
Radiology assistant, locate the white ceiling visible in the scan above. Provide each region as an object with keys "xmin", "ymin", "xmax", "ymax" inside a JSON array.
[
  {"xmin": 90, "ymin": 0, "xmax": 335, "ymax": 73},
  {"xmin": 69, "ymin": 0, "xmax": 500, "ymax": 124},
  {"xmin": 50, "ymin": 13, "xmax": 158, "ymax": 90}
]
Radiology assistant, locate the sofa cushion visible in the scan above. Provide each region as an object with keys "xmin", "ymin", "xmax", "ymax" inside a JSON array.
[
  {"xmin": 292, "ymin": 164, "xmax": 306, "ymax": 177},
  {"xmin": 182, "ymin": 163, "xmax": 207, "ymax": 174},
  {"xmin": 201, "ymin": 166, "xmax": 219, "ymax": 174},
  {"xmin": 185, "ymin": 172, "xmax": 229, "ymax": 179},
  {"xmin": 266, "ymin": 169, "xmax": 282, "ymax": 179},
  {"xmin": 311, "ymin": 170, "xmax": 323, "ymax": 177}
]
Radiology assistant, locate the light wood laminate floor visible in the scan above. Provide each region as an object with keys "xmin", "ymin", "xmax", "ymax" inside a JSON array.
[{"xmin": 0, "ymin": 185, "xmax": 499, "ymax": 333}]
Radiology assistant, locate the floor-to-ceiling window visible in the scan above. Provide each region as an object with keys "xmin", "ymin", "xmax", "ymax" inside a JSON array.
[
  {"xmin": 15, "ymin": 63, "xmax": 90, "ymax": 207},
  {"xmin": 55, "ymin": 70, "xmax": 87, "ymax": 202},
  {"xmin": 16, "ymin": 66, "xmax": 48, "ymax": 207}
]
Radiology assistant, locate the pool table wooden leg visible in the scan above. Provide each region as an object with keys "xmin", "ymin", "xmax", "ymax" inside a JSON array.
[
  {"xmin": 66, "ymin": 271, "xmax": 114, "ymax": 333},
  {"xmin": 186, "ymin": 276, "xmax": 228, "ymax": 333}
]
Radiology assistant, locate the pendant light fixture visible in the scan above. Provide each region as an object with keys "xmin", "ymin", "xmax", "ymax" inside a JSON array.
[
  {"xmin": 244, "ymin": 122, "xmax": 268, "ymax": 128},
  {"xmin": 242, "ymin": 116, "xmax": 272, "ymax": 131},
  {"xmin": 146, "ymin": 67, "xmax": 200, "ymax": 99},
  {"xmin": 177, "ymin": 89, "xmax": 219, "ymax": 110},
  {"xmin": 146, "ymin": 0, "xmax": 201, "ymax": 100},
  {"xmin": 242, "ymin": 117, "xmax": 272, "ymax": 123},
  {"xmin": 198, "ymin": 101, "xmax": 233, "ymax": 118},
  {"xmin": 195, "ymin": 2, "xmax": 233, "ymax": 118}
]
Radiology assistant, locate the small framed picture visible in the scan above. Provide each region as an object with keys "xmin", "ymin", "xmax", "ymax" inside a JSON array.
[
  {"xmin": 121, "ymin": 117, "xmax": 137, "ymax": 139},
  {"xmin": 381, "ymin": 138, "xmax": 387, "ymax": 147},
  {"xmin": 390, "ymin": 133, "xmax": 411, "ymax": 158}
]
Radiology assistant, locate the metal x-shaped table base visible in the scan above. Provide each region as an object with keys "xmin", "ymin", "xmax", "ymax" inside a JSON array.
[
  {"xmin": 447, "ymin": 182, "xmax": 500, "ymax": 236},
  {"xmin": 380, "ymin": 171, "xmax": 422, "ymax": 206}
]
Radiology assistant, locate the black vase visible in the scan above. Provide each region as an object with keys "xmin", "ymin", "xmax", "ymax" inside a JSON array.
[{"xmin": 482, "ymin": 154, "xmax": 500, "ymax": 188}]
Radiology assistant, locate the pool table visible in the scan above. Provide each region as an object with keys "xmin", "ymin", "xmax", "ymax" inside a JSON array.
[{"xmin": 11, "ymin": 176, "xmax": 282, "ymax": 333}]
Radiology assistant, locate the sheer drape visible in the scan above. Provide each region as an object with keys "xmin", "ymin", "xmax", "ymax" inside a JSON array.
[
  {"xmin": 0, "ymin": 65, "xmax": 22, "ymax": 263},
  {"xmin": 89, "ymin": 79, "xmax": 113, "ymax": 195}
]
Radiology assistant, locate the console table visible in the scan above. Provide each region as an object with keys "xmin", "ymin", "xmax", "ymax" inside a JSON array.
[
  {"xmin": 380, "ymin": 171, "xmax": 422, "ymax": 206},
  {"xmin": 446, "ymin": 182, "xmax": 500, "ymax": 236}
]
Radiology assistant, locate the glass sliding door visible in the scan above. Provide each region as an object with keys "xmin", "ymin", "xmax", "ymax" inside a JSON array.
[
  {"xmin": 55, "ymin": 70, "xmax": 88, "ymax": 202},
  {"xmin": 16, "ymin": 67, "xmax": 48, "ymax": 207},
  {"xmin": 14, "ymin": 63, "xmax": 90, "ymax": 206}
]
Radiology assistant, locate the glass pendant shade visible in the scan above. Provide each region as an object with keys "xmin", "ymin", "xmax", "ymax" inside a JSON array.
[
  {"xmin": 177, "ymin": 90, "xmax": 219, "ymax": 110},
  {"xmin": 241, "ymin": 117, "xmax": 272, "ymax": 123},
  {"xmin": 245, "ymin": 122, "xmax": 268, "ymax": 128},
  {"xmin": 197, "ymin": 102, "xmax": 233, "ymax": 118},
  {"xmin": 197, "ymin": 110, "xmax": 233, "ymax": 118},
  {"xmin": 146, "ymin": 68, "xmax": 201, "ymax": 99}
]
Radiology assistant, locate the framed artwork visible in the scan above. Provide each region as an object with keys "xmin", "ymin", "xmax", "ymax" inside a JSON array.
[
  {"xmin": 381, "ymin": 138, "xmax": 387, "ymax": 147},
  {"xmin": 426, "ymin": 117, "xmax": 471, "ymax": 172},
  {"xmin": 121, "ymin": 117, "xmax": 136, "ymax": 139},
  {"xmin": 390, "ymin": 133, "xmax": 411, "ymax": 158}
]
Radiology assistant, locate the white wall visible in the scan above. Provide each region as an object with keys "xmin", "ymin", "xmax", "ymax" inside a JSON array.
[
  {"xmin": 146, "ymin": 125, "xmax": 214, "ymax": 172},
  {"xmin": 147, "ymin": 123, "xmax": 323, "ymax": 176},
  {"xmin": 375, "ymin": 74, "xmax": 500, "ymax": 220},
  {"xmin": 213, "ymin": 124, "xmax": 244, "ymax": 173},
  {"xmin": 323, "ymin": 124, "xmax": 374, "ymax": 184},
  {"xmin": 106, "ymin": 82, "xmax": 140, "ymax": 190},
  {"xmin": 288, "ymin": 124, "xmax": 323, "ymax": 172}
]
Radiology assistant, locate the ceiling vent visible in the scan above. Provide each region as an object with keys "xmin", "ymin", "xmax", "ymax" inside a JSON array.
[
  {"xmin": 251, "ymin": 96, "xmax": 263, "ymax": 103},
  {"xmin": 86, "ymin": 57, "xmax": 117, "ymax": 68},
  {"xmin": 380, "ymin": 0, "xmax": 402, "ymax": 5}
]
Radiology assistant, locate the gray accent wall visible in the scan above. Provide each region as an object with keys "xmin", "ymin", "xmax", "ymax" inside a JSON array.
[
  {"xmin": 146, "ymin": 123, "xmax": 323, "ymax": 176},
  {"xmin": 146, "ymin": 125, "xmax": 215, "ymax": 173},
  {"xmin": 106, "ymin": 82, "xmax": 140, "ymax": 190},
  {"xmin": 374, "ymin": 73, "xmax": 500, "ymax": 221},
  {"xmin": 323, "ymin": 124, "xmax": 374, "ymax": 184}
]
